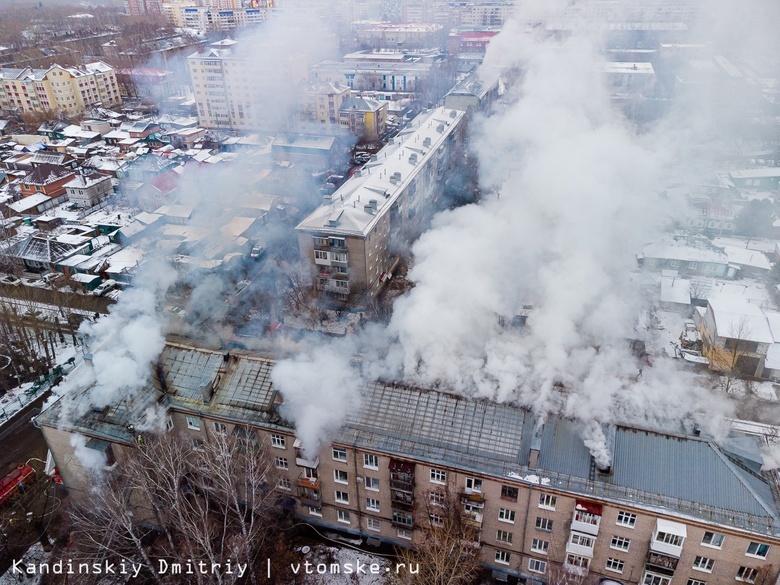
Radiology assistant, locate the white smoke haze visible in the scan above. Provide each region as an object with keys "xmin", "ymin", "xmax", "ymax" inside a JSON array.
[
  {"xmin": 762, "ymin": 441, "xmax": 780, "ymax": 472},
  {"xmin": 270, "ymin": 338, "xmax": 362, "ymax": 456},
  {"xmin": 270, "ymin": 0, "xmax": 746, "ymax": 460},
  {"xmin": 70, "ymin": 433, "xmax": 107, "ymax": 471},
  {"xmin": 57, "ymin": 259, "xmax": 176, "ymax": 424}
]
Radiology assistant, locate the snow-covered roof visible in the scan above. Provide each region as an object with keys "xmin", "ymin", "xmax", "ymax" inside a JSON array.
[
  {"xmin": 708, "ymin": 298, "xmax": 775, "ymax": 343},
  {"xmin": 8, "ymin": 193, "xmax": 51, "ymax": 212},
  {"xmin": 660, "ymin": 276, "xmax": 690, "ymax": 305},
  {"xmin": 642, "ymin": 236, "xmax": 728, "ymax": 264},
  {"xmin": 720, "ymin": 246, "xmax": 772, "ymax": 271},
  {"xmin": 296, "ymin": 107, "xmax": 465, "ymax": 237}
]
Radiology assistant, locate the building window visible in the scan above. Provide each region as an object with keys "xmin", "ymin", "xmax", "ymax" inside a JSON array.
[
  {"xmin": 334, "ymin": 470, "xmax": 348, "ymax": 484},
  {"xmin": 335, "ymin": 491, "xmax": 349, "ymax": 505},
  {"xmin": 606, "ymin": 558, "xmax": 625, "ymax": 573},
  {"xmin": 275, "ymin": 457, "xmax": 288, "ymax": 470},
  {"xmin": 655, "ymin": 531, "xmax": 684, "ymax": 546},
  {"xmin": 277, "ymin": 478, "xmax": 291, "ymax": 491},
  {"xmin": 528, "ymin": 559, "xmax": 546, "ymax": 574},
  {"xmin": 430, "ymin": 491, "xmax": 445, "ymax": 506},
  {"xmin": 392, "ymin": 510, "xmax": 413, "ymax": 527},
  {"xmin": 692, "ymin": 556, "xmax": 715, "ymax": 573},
  {"xmin": 495, "ymin": 551, "xmax": 510, "ymax": 565},
  {"xmin": 746, "ymin": 542, "xmax": 770, "ymax": 559},
  {"xmin": 616, "ymin": 511, "xmax": 637, "ymax": 527},
  {"xmin": 429, "ymin": 514, "xmax": 444, "ymax": 528},
  {"xmin": 212, "ymin": 421, "xmax": 227, "ymax": 434},
  {"xmin": 332, "ymin": 447, "xmax": 347, "ymax": 461},
  {"xmin": 271, "ymin": 434, "xmax": 285, "ymax": 448},
  {"xmin": 500, "ymin": 485, "xmax": 518, "ymax": 501},
  {"xmin": 308, "ymin": 507, "xmax": 321, "ymax": 517},
  {"xmin": 701, "ymin": 531, "xmax": 724, "ymax": 548},
  {"xmin": 364, "ymin": 453, "xmax": 379, "ymax": 469},
  {"xmin": 186, "ymin": 416, "xmax": 200, "ymax": 431},
  {"xmin": 736, "ymin": 566, "xmax": 759, "ymax": 583},
  {"xmin": 493, "ymin": 529, "xmax": 512, "ymax": 545},
  {"xmin": 531, "ymin": 538, "xmax": 548, "ymax": 554},
  {"xmin": 688, "ymin": 261, "xmax": 698, "ymax": 269},
  {"xmin": 397, "ymin": 529, "xmax": 412, "ymax": 540},
  {"xmin": 465, "ymin": 477, "xmax": 482, "ymax": 493},
  {"xmin": 538, "ymin": 493, "xmax": 556, "ymax": 510},
  {"xmin": 498, "ymin": 509, "xmax": 516, "ymax": 524},
  {"xmin": 366, "ymin": 498, "xmax": 380, "ymax": 512},
  {"xmin": 687, "ymin": 580, "xmax": 707, "ymax": 585},
  {"xmin": 367, "ymin": 517, "xmax": 381, "ymax": 532},
  {"xmin": 535, "ymin": 517, "xmax": 552, "ymax": 531},
  {"xmin": 166, "ymin": 416, "xmax": 174, "ymax": 432},
  {"xmin": 430, "ymin": 468, "xmax": 446, "ymax": 484},
  {"xmin": 365, "ymin": 477, "xmax": 379, "ymax": 491},
  {"xmin": 611, "ymin": 535, "xmax": 631, "ymax": 551},
  {"xmin": 337, "ymin": 510, "xmax": 350, "ymax": 524},
  {"xmin": 574, "ymin": 510, "xmax": 599, "ymax": 525},
  {"xmin": 315, "ymin": 250, "xmax": 328, "ymax": 260}
]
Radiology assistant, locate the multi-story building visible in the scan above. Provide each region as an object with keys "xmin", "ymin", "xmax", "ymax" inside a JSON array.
[
  {"xmin": 338, "ymin": 96, "xmax": 387, "ymax": 140},
  {"xmin": 19, "ymin": 164, "xmax": 76, "ymax": 199},
  {"xmin": 355, "ymin": 23, "xmax": 444, "ymax": 50},
  {"xmin": 176, "ymin": 6, "xmax": 270, "ymax": 33},
  {"xmin": 296, "ymin": 81, "xmax": 351, "ymax": 135},
  {"xmin": 309, "ymin": 59, "xmax": 435, "ymax": 93},
  {"xmin": 0, "ymin": 62, "xmax": 121, "ymax": 118},
  {"xmin": 459, "ymin": 1, "xmax": 515, "ymax": 27},
  {"xmin": 126, "ymin": 0, "xmax": 162, "ymax": 16},
  {"xmin": 64, "ymin": 172, "xmax": 114, "ymax": 209},
  {"xmin": 187, "ymin": 39, "xmax": 307, "ymax": 130},
  {"xmin": 38, "ymin": 341, "xmax": 780, "ymax": 585},
  {"xmin": 295, "ymin": 106, "xmax": 465, "ymax": 307}
]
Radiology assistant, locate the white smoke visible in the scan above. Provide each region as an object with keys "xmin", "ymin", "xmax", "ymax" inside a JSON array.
[
  {"xmin": 270, "ymin": 338, "xmax": 362, "ymax": 456},
  {"xmin": 70, "ymin": 433, "xmax": 107, "ymax": 471},
  {"xmin": 270, "ymin": 0, "xmax": 741, "ymax": 462},
  {"xmin": 58, "ymin": 260, "xmax": 176, "ymax": 423},
  {"xmin": 761, "ymin": 441, "xmax": 780, "ymax": 471}
]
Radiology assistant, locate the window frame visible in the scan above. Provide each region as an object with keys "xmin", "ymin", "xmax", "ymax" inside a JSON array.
[
  {"xmin": 335, "ymin": 490, "xmax": 350, "ymax": 505},
  {"xmin": 271, "ymin": 434, "xmax": 285, "ymax": 448},
  {"xmin": 616, "ymin": 511, "xmax": 637, "ymax": 528},
  {"xmin": 337, "ymin": 509, "xmax": 350, "ymax": 524},
  {"xmin": 606, "ymin": 557, "xmax": 625, "ymax": 574},
  {"xmin": 363, "ymin": 453, "xmax": 379, "ymax": 469},
  {"xmin": 495, "ymin": 550, "xmax": 510, "ymax": 565},
  {"xmin": 528, "ymin": 558, "xmax": 546, "ymax": 574},
  {"xmin": 611, "ymin": 535, "xmax": 631, "ymax": 551},
  {"xmin": 535, "ymin": 517, "xmax": 553, "ymax": 531},
  {"xmin": 701, "ymin": 531, "xmax": 724, "ymax": 549},
  {"xmin": 334, "ymin": 469, "xmax": 349, "ymax": 484},
  {"xmin": 692, "ymin": 556, "xmax": 715, "ymax": 573},
  {"xmin": 498, "ymin": 508, "xmax": 516, "ymax": 524},
  {"xmin": 531, "ymin": 538, "xmax": 549, "ymax": 554},
  {"xmin": 538, "ymin": 493, "xmax": 557, "ymax": 510},
  {"xmin": 186, "ymin": 416, "xmax": 200, "ymax": 431},
  {"xmin": 332, "ymin": 447, "xmax": 347, "ymax": 462},
  {"xmin": 430, "ymin": 468, "xmax": 447, "ymax": 484},
  {"xmin": 365, "ymin": 477, "xmax": 379, "ymax": 491},
  {"xmin": 746, "ymin": 542, "xmax": 769, "ymax": 559}
]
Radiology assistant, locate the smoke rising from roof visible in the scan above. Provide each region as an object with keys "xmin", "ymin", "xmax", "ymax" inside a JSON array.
[{"xmin": 271, "ymin": 0, "xmax": 750, "ymax": 462}]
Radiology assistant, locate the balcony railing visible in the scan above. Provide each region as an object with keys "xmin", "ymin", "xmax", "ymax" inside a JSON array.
[{"xmin": 298, "ymin": 475, "xmax": 320, "ymax": 490}]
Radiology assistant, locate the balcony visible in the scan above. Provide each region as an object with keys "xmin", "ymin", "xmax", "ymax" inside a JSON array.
[
  {"xmin": 298, "ymin": 475, "xmax": 320, "ymax": 490},
  {"xmin": 460, "ymin": 492, "xmax": 485, "ymax": 505},
  {"xmin": 295, "ymin": 455, "xmax": 319, "ymax": 469},
  {"xmin": 566, "ymin": 533, "xmax": 595, "ymax": 558},
  {"xmin": 464, "ymin": 512, "xmax": 483, "ymax": 527},
  {"xmin": 571, "ymin": 507, "xmax": 601, "ymax": 536},
  {"xmin": 300, "ymin": 496, "xmax": 322, "ymax": 509},
  {"xmin": 649, "ymin": 519, "xmax": 686, "ymax": 558},
  {"xmin": 390, "ymin": 490, "xmax": 414, "ymax": 510},
  {"xmin": 323, "ymin": 280, "xmax": 350, "ymax": 294},
  {"xmin": 645, "ymin": 551, "xmax": 679, "ymax": 576}
]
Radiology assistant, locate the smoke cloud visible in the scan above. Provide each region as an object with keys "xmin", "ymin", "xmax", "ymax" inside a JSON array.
[
  {"xmin": 70, "ymin": 433, "xmax": 107, "ymax": 471},
  {"xmin": 270, "ymin": 0, "xmax": 747, "ymax": 461}
]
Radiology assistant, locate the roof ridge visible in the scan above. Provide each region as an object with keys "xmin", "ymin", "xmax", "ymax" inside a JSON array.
[{"xmin": 711, "ymin": 441, "xmax": 779, "ymax": 520}]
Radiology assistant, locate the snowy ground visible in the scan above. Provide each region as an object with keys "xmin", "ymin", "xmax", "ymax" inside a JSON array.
[
  {"xmin": 646, "ymin": 308, "xmax": 690, "ymax": 358},
  {"xmin": 296, "ymin": 545, "xmax": 392, "ymax": 585},
  {"xmin": 0, "ymin": 343, "xmax": 80, "ymax": 426},
  {"xmin": 0, "ymin": 543, "xmax": 48, "ymax": 585},
  {"xmin": 719, "ymin": 377, "xmax": 780, "ymax": 401}
]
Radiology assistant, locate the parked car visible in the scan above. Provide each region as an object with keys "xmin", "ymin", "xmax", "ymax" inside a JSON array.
[{"xmin": 91, "ymin": 279, "xmax": 119, "ymax": 296}]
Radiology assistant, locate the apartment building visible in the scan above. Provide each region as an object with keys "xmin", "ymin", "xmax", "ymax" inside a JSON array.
[
  {"xmin": 309, "ymin": 59, "xmax": 436, "ymax": 92},
  {"xmin": 338, "ymin": 96, "xmax": 387, "ymax": 140},
  {"xmin": 355, "ymin": 23, "xmax": 445, "ymax": 50},
  {"xmin": 187, "ymin": 39, "xmax": 307, "ymax": 130},
  {"xmin": 296, "ymin": 81, "xmax": 351, "ymax": 135},
  {"xmin": 295, "ymin": 106, "xmax": 465, "ymax": 307},
  {"xmin": 459, "ymin": 1, "xmax": 516, "ymax": 27},
  {"xmin": 0, "ymin": 62, "xmax": 120, "ymax": 118},
  {"xmin": 38, "ymin": 342, "xmax": 780, "ymax": 585}
]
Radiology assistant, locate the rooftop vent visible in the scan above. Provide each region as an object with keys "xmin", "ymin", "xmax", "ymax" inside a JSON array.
[
  {"xmin": 322, "ymin": 193, "xmax": 333, "ymax": 204},
  {"xmin": 368, "ymin": 199, "xmax": 378, "ymax": 210},
  {"xmin": 449, "ymin": 110, "xmax": 457, "ymax": 118},
  {"xmin": 408, "ymin": 153, "xmax": 418, "ymax": 164},
  {"xmin": 436, "ymin": 124, "xmax": 445, "ymax": 133},
  {"xmin": 327, "ymin": 209, "xmax": 343, "ymax": 227},
  {"xmin": 370, "ymin": 154, "xmax": 378, "ymax": 162},
  {"xmin": 364, "ymin": 204, "xmax": 375, "ymax": 214},
  {"xmin": 422, "ymin": 137, "xmax": 431, "ymax": 148}
]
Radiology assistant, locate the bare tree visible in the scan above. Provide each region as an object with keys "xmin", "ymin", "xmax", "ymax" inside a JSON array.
[
  {"xmin": 711, "ymin": 316, "xmax": 754, "ymax": 394},
  {"xmin": 63, "ymin": 429, "xmax": 296, "ymax": 585},
  {"xmin": 393, "ymin": 487, "xmax": 483, "ymax": 585}
]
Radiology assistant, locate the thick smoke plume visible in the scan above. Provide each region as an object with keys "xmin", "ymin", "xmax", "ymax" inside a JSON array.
[
  {"xmin": 272, "ymin": 0, "xmax": 739, "ymax": 462},
  {"xmin": 57, "ymin": 260, "xmax": 176, "ymax": 426}
]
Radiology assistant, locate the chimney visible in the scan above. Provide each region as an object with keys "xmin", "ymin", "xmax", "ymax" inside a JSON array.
[
  {"xmin": 199, "ymin": 379, "xmax": 213, "ymax": 403},
  {"xmin": 528, "ymin": 435, "xmax": 541, "ymax": 469}
]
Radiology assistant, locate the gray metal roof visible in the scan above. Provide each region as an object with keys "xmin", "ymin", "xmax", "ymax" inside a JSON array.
[{"xmin": 37, "ymin": 343, "xmax": 780, "ymax": 536}]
